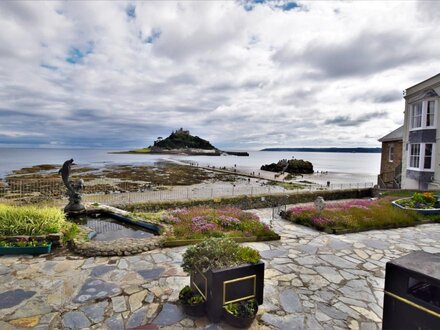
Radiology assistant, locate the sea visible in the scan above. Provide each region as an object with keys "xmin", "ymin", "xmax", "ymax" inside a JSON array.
[{"xmin": 0, "ymin": 148, "xmax": 381, "ymax": 185}]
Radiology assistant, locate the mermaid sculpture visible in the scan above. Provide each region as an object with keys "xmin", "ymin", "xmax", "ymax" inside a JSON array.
[{"xmin": 59, "ymin": 159, "xmax": 85, "ymax": 213}]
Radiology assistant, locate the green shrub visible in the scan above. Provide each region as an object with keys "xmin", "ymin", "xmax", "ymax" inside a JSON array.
[
  {"xmin": 179, "ymin": 285, "xmax": 204, "ymax": 305},
  {"xmin": 235, "ymin": 246, "xmax": 261, "ymax": 264},
  {"xmin": 181, "ymin": 237, "xmax": 260, "ymax": 274},
  {"xmin": 0, "ymin": 204, "xmax": 66, "ymax": 236},
  {"xmin": 63, "ymin": 223, "xmax": 80, "ymax": 243},
  {"xmin": 225, "ymin": 299, "xmax": 258, "ymax": 318}
]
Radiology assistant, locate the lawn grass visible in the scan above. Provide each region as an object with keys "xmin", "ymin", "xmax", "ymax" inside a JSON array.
[
  {"xmin": 282, "ymin": 199, "xmax": 435, "ymax": 234},
  {"xmin": 129, "ymin": 147, "xmax": 151, "ymax": 153}
]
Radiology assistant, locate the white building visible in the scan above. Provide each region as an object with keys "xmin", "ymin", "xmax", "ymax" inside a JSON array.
[{"xmin": 402, "ymin": 73, "xmax": 440, "ymax": 190}]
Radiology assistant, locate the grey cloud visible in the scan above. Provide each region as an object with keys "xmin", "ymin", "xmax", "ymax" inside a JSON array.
[
  {"xmin": 274, "ymin": 31, "xmax": 431, "ymax": 78},
  {"xmin": 324, "ymin": 112, "xmax": 388, "ymax": 127},
  {"xmin": 417, "ymin": 1, "xmax": 440, "ymax": 22},
  {"xmin": 351, "ymin": 90, "xmax": 402, "ymax": 103},
  {"xmin": 280, "ymin": 87, "xmax": 319, "ymax": 106}
]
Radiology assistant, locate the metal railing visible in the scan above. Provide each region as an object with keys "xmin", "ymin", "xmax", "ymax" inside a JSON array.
[{"xmin": 0, "ymin": 178, "xmax": 375, "ymax": 206}]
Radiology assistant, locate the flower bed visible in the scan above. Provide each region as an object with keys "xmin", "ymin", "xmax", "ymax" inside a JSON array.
[
  {"xmin": 0, "ymin": 239, "xmax": 52, "ymax": 255},
  {"xmin": 142, "ymin": 207, "xmax": 279, "ymax": 245},
  {"xmin": 393, "ymin": 192, "xmax": 440, "ymax": 215},
  {"xmin": 283, "ymin": 199, "xmax": 424, "ymax": 234}
]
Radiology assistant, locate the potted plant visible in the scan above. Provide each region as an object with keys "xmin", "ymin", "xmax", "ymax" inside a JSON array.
[
  {"xmin": 223, "ymin": 299, "xmax": 258, "ymax": 328},
  {"xmin": 0, "ymin": 239, "xmax": 52, "ymax": 255},
  {"xmin": 179, "ymin": 285, "xmax": 206, "ymax": 317},
  {"xmin": 182, "ymin": 237, "xmax": 264, "ymax": 322}
]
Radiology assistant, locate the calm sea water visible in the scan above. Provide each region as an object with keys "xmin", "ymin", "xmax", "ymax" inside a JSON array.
[{"xmin": 0, "ymin": 148, "xmax": 380, "ymax": 183}]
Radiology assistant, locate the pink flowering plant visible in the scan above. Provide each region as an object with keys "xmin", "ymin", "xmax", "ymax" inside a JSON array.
[
  {"xmin": 285, "ymin": 199, "xmax": 420, "ymax": 232},
  {"xmin": 164, "ymin": 206, "xmax": 277, "ymax": 240}
]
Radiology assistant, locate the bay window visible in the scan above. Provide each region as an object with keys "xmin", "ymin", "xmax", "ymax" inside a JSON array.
[
  {"xmin": 410, "ymin": 100, "xmax": 436, "ymax": 130},
  {"xmin": 408, "ymin": 143, "xmax": 435, "ymax": 171}
]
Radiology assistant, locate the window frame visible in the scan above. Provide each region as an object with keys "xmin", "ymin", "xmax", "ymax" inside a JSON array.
[
  {"xmin": 409, "ymin": 99, "xmax": 437, "ymax": 131},
  {"xmin": 388, "ymin": 144, "xmax": 394, "ymax": 163},
  {"xmin": 408, "ymin": 142, "xmax": 435, "ymax": 171}
]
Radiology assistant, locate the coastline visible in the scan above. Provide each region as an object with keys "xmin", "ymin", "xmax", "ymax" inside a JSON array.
[{"xmin": 110, "ymin": 150, "xmax": 249, "ymax": 156}]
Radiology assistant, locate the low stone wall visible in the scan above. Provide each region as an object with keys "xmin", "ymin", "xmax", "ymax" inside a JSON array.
[
  {"xmin": 71, "ymin": 236, "xmax": 162, "ymax": 257},
  {"xmin": 123, "ymin": 188, "xmax": 373, "ymax": 212}
]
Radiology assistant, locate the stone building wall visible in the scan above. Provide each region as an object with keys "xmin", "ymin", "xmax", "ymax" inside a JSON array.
[{"xmin": 380, "ymin": 141, "xmax": 403, "ymax": 183}]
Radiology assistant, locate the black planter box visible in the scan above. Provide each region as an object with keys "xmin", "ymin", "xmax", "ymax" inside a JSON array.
[
  {"xmin": 190, "ymin": 261, "xmax": 264, "ymax": 322},
  {"xmin": 383, "ymin": 251, "xmax": 440, "ymax": 329},
  {"xmin": 223, "ymin": 304, "xmax": 258, "ymax": 328}
]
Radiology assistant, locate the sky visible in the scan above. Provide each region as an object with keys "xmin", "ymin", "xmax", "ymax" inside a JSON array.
[{"xmin": 1, "ymin": 0, "xmax": 440, "ymax": 150}]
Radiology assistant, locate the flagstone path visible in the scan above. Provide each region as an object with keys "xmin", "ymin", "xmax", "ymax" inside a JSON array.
[{"xmin": 1, "ymin": 205, "xmax": 440, "ymax": 329}]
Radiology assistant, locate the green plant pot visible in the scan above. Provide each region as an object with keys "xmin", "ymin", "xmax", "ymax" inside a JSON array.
[{"xmin": 0, "ymin": 243, "xmax": 52, "ymax": 255}]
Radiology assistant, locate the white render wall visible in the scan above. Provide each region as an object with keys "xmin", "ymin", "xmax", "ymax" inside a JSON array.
[{"xmin": 401, "ymin": 75, "xmax": 440, "ymax": 190}]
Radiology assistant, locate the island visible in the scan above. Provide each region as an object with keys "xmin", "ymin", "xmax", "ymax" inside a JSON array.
[
  {"xmin": 261, "ymin": 159, "xmax": 314, "ymax": 174},
  {"xmin": 115, "ymin": 128, "xmax": 249, "ymax": 156},
  {"xmin": 261, "ymin": 147, "xmax": 381, "ymax": 153}
]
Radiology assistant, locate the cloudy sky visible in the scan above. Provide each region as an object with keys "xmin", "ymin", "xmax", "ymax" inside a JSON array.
[{"xmin": 1, "ymin": 0, "xmax": 440, "ymax": 149}]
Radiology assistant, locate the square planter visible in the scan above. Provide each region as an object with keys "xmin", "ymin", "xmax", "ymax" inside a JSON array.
[
  {"xmin": 190, "ymin": 261, "xmax": 264, "ymax": 322},
  {"xmin": 0, "ymin": 243, "xmax": 52, "ymax": 255}
]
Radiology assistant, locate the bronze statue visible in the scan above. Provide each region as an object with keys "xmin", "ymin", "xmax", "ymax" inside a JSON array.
[{"xmin": 59, "ymin": 159, "xmax": 85, "ymax": 213}]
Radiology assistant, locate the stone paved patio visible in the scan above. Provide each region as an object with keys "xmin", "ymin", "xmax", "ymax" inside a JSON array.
[{"xmin": 1, "ymin": 204, "xmax": 440, "ymax": 329}]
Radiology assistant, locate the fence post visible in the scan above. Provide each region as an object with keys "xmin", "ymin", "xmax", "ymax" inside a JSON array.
[
  {"xmin": 251, "ymin": 187, "xmax": 253, "ymax": 196},
  {"xmin": 160, "ymin": 190, "xmax": 162, "ymax": 200},
  {"xmin": 211, "ymin": 188, "xmax": 213, "ymax": 198},
  {"xmin": 186, "ymin": 187, "xmax": 189, "ymax": 199},
  {"xmin": 232, "ymin": 186, "xmax": 234, "ymax": 196}
]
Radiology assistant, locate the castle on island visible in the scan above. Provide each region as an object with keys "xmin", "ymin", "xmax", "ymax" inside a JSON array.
[{"xmin": 154, "ymin": 128, "xmax": 190, "ymax": 145}]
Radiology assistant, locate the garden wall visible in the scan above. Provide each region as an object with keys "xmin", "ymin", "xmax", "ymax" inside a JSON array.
[{"xmin": 122, "ymin": 188, "xmax": 373, "ymax": 212}]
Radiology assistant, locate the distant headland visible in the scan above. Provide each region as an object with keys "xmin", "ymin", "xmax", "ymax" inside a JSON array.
[
  {"xmin": 113, "ymin": 128, "xmax": 249, "ymax": 156},
  {"xmin": 261, "ymin": 147, "xmax": 381, "ymax": 153}
]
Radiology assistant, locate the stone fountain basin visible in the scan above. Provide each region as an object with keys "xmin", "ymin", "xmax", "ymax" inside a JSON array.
[{"xmin": 68, "ymin": 204, "xmax": 163, "ymax": 256}]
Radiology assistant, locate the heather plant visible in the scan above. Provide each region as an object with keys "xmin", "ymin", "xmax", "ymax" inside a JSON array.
[
  {"xmin": 285, "ymin": 199, "xmax": 421, "ymax": 232},
  {"xmin": 162, "ymin": 206, "xmax": 276, "ymax": 240}
]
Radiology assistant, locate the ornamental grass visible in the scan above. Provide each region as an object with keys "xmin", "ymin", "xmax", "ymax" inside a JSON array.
[
  {"xmin": 158, "ymin": 206, "xmax": 275, "ymax": 240},
  {"xmin": 285, "ymin": 199, "xmax": 420, "ymax": 232},
  {"xmin": 0, "ymin": 204, "xmax": 66, "ymax": 236}
]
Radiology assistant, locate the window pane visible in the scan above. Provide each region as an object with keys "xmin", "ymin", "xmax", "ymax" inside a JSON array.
[
  {"xmin": 427, "ymin": 101, "xmax": 435, "ymax": 127},
  {"xmin": 410, "ymin": 144, "xmax": 420, "ymax": 168},
  {"xmin": 424, "ymin": 144, "xmax": 433, "ymax": 169},
  {"xmin": 411, "ymin": 103, "xmax": 422, "ymax": 128},
  {"xmin": 389, "ymin": 145, "xmax": 394, "ymax": 162}
]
